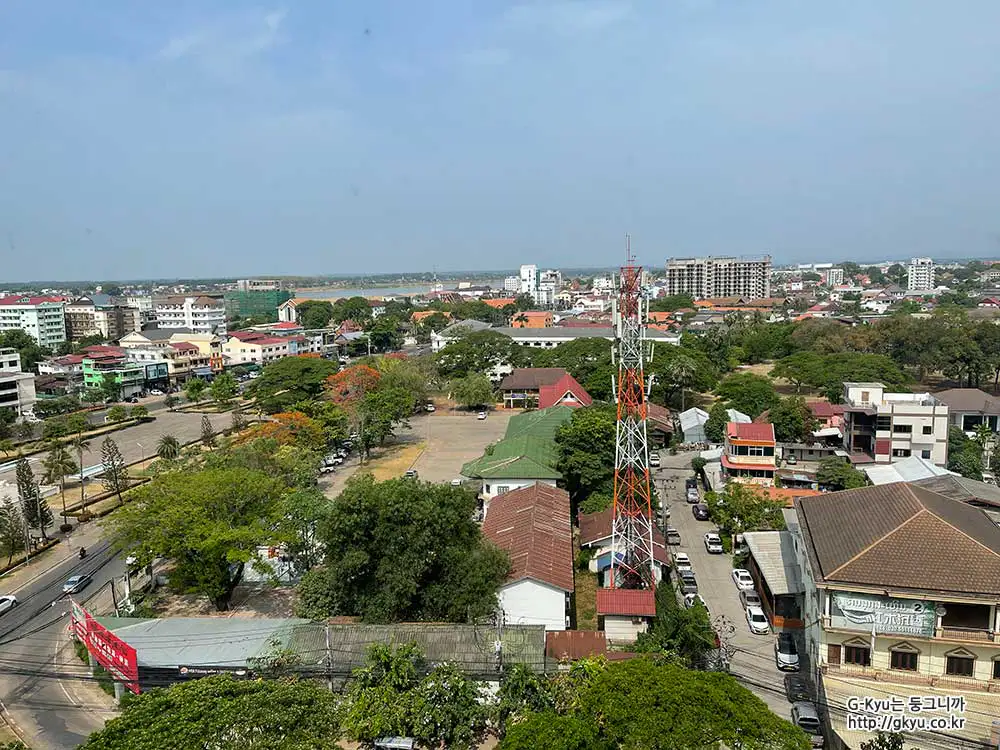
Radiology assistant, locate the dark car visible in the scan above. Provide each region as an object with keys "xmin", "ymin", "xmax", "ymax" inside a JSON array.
[
  {"xmin": 685, "ymin": 477, "xmax": 698, "ymax": 491},
  {"xmin": 678, "ymin": 570, "xmax": 698, "ymax": 595},
  {"xmin": 784, "ymin": 673, "xmax": 811, "ymax": 703},
  {"xmin": 692, "ymin": 503, "xmax": 710, "ymax": 520}
]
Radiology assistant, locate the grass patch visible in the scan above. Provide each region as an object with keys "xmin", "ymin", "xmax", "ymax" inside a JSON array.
[
  {"xmin": 574, "ymin": 565, "xmax": 598, "ymax": 631},
  {"xmin": 364, "ymin": 442, "xmax": 425, "ymax": 481}
]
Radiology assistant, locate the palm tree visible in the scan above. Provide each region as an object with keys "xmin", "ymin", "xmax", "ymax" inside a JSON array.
[
  {"xmin": 666, "ymin": 354, "xmax": 699, "ymax": 412},
  {"xmin": 70, "ymin": 433, "xmax": 91, "ymax": 514},
  {"xmin": 157, "ymin": 434, "xmax": 181, "ymax": 461},
  {"xmin": 41, "ymin": 443, "xmax": 78, "ymax": 527}
]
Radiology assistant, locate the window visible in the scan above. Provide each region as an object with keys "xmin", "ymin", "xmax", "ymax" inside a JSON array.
[
  {"xmin": 844, "ymin": 644, "xmax": 871, "ymax": 667},
  {"xmin": 893, "ymin": 424, "xmax": 913, "ymax": 434},
  {"xmin": 921, "ymin": 450, "xmax": 932, "ymax": 459},
  {"xmin": 993, "ymin": 660, "xmax": 1000, "ymax": 680},
  {"xmin": 876, "ymin": 415, "xmax": 891, "ymax": 431},
  {"xmin": 946, "ymin": 655, "xmax": 975, "ymax": 677},
  {"xmin": 922, "ymin": 425, "xmax": 933, "ymax": 435},
  {"xmin": 892, "ymin": 449, "xmax": 911, "ymax": 458},
  {"xmin": 861, "ymin": 391, "xmax": 870, "ymax": 403},
  {"xmin": 890, "ymin": 649, "xmax": 918, "ymax": 672}
]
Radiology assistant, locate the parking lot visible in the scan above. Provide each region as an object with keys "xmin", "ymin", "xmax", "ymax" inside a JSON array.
[{"xmin": 654, "ymin": 449, "xmax": 798, "ymax": 718}]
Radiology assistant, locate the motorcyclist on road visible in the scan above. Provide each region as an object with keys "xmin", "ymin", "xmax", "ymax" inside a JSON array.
[{"xmin": 78, "ymin": 547, "xmax": 86, "ymax": 559}]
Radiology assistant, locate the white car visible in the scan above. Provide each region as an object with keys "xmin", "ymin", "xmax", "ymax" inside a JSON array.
[
  {"xmin": 746, "ymin": 605, "xmax": 770, "ymax": 635},
  {"xmin": 320, "ymin": 465, "xmax": 337, "ymax": 474},
  {"xmin": 740, "ymin": 589, "xmax": 762, "ymax": 609},
  {"xmin": 732, "ymin": 569, "xmax": 755, "ymax": 591},
  {"xmin": 704, "ymin": 533, "xmax": 724, "ymax": 554},
  {"xmin": 673, "ymin": 553, "xmax": 692, "ymax": 572},
  {"xmin": 476, "ymin": 411, "xmax": 487, "ymax": 420},
  {"xmin": 149, "ymin": 388, "xmax": 164, "ymax": 396},
  {"xmin": 450, "ymin": 478, "xmax": 463, "ymax": 486},
  {"xmin": 0, "ymin": 595, "xmax": 17, "ymax": 615},
  {"xmin": 683, "ymin": 593, "xmax": 708, "ymax": 610},
  {"xmin": 425, "ymin": 403, "xmax": 436, "ymax": 412}
]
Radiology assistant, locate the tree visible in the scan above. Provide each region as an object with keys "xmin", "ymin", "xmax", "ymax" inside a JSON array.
[
  {"xmin": 530, "ymin": 338, "xmax": 614, "ymax": 401},
  {"xmin": 129, "ymin": 404, "xmax": 149, "ymax": 420},
  {"xmin": 296, "ymin": 300, "xmax": 336, "ymax": 329},
  {"xmin": 252, "ymin": 357, "xmax": 339, "ymax": 414},
  {"xmin": 715, "ymin": 372, "xmax": 779, "ymax": 418},
  {"xmin": 42, "ymin": 416, "xmax": 69, "ymax": 441},
  {"xmin": 16, "ymin": 456, "xmax": 52, "ymax": 541},
  {"xmin": 0, "ymin": 329, "xmax": 49, "ymax": 373},
  {"xmin": 0, "ymin": 497, "xmax": 27, "ymax": 565},
  {"xmin": 499, "ymin": 658, "xmax": 810, "ymax": 750},
  {"xmin": 163, "ymin": 393, "xmax": 179, "ymax": 411},
  {"xmin": 451, "ymin": 373, "xmax": 495, "ymax": 409},
  {"xmin": 691, "ymin": 456, "xmax": 707, "ymax": 476},
  {"xmin": 106, "ymin": 405, "xmax": 128, "ymax": 423},
  {"xmin": 634, "ymin": 585, "xmax": 716, "ymax": 668},
  {"xmin": 436, "ymin": 330, "xmax": 527, "ymax": 379},
  {"xmin": 70, "ymin": 432, "xmax": 91, "ymax": 514},
  {"xmin": 156, "ymin": 434, "xmax": 181, "ymax": 461},
  {"xmin": 296, "ymin": 475, "xmax": 509, "ymax": 622},
  {"xmin": 766, "ymin": 396, "xmax": 817, "ymax": 443},
  {"xmin": 495, "ymin": 663, "xmax": 555, "ymax": 738},
  {"xmin": 326, "ymin": 365, "xmax": 381, "ymax": 409},
  {"xmin": 101, "ymin": 437, "xmax": 129, "ymax": 506},
  {"xmin": 109, "ymin": 468, "xmax": 292, "ymax": 610},
  {"xmin": 201, "ymin": 414, "xmax": 216, "ymax": 449},
  {"xmin": 555, "ymin": 405, "xmax": 616, "ymax": 502},
  {"xmin": 769, "ymin": 352, "xmax": 824, "ymax": 393},
  {"xmin": 210, "ymin": 372, "xmax": 239, "ymax": 407},
  {"xmin": 358, "ymin": 387, "xmax": 414, "ymax": 454},
  {"xmin": 409, "ymin": 662, "xmax": 489, "ymax": 749},
  {"xmin": 78, "ymin": 674, "xmax": 342, "ymax": 750},
  {"xmin": 861, "ymin": 733, "xmax": 912, "ymax": 750},
  {"xmin": 231, "ymin": 406, "xmax": 247, "ymax": 432},
  {"xmin": 703, "ymin": 402, "xmax": 729, "ymax": 444},
  {"xmin": 707, "ymin": 482, "xmax": 785, "ymax": 537},
  {"xmin": 419, "ymin": 311, "xmax": 450, "ymax": 332},
  {"xmin": 99, "ymin": 377, "xmax": 122, "ymax": 404},
  {"xmin": 41, "ymin": 444, "xmax": 77, "ymax": 527},
  {"xmin": 184, "ymin": 378, "xmax": 208, "ymax": 405},
  {"xmin": 333, "ymin": 296, "xmax": 374, "ymax": 325},
  {"xmin": 367, "ymin": 316, "xmax": 404, "ymax": 352},
  {"xmin": 239, "ymin": 412, "xmax": 326, "ymax": 452},
  {"xmin": 816, "ymin": 457, "xmax": 868, "ymax": 490},
  {"xmin": 648, "ymin": 294, "xmax": 696, "ymax": 312},
  {"xmin": 579, "ymin": 492, "xmax": 612, "ymax": 514}
]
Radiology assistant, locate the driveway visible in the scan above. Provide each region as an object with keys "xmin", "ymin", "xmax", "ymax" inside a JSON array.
[
  {"xmin": 408, "ymin": 412, "xmax": 511, "ymax": 484},
  {"xmin": 653, "ymin": 449, "xmax": 794, "ymax": 718}
]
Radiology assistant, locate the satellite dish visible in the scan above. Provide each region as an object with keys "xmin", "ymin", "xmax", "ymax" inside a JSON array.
[{"xmin": 935, "ymin": 605, "xmax": 947, "ymax": 617}]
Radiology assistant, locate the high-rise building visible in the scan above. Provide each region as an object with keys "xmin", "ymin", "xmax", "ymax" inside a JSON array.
[
  {"xmin": 0, "ymin": 295, "xmax": 67, "ymax": 348},
  {"xmin": 503, "ymin": 276, "xmax": 520, "ymax": 293},
  {"xmin": 663, "ymin": 256, "xmax": 772, "ymax": 300},
  {"xmin": 65, "ymin": 297, "xmax": 141, "ymax": 341},
  {"xmin": 825, "ymin": 268, "xmax": 845, "ymax": 287},
  {"xmin": 224, "ymin": 289, "xmax": 293, "ymax": 320},
  {"xmin": 907, "ymin": 258, "xmax": 935, "ymax": 291},
  {"xmin": 519, "ymin": 265, "xmax": 538, "ymax": 296}
]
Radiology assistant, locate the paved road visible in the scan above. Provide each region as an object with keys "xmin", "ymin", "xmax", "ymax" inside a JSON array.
[
  {"xmin": 653, "ymin": 449, "xmax": 795, "ymax": 719},
  {"xmin": 0, "ymin": 541, "xmax": 124, "ymax": 749}
]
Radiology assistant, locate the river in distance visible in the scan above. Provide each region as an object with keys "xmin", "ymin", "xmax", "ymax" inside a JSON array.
[{"xmin": 299, "ymin": 281, "xmax": 506, "ymax": 300}]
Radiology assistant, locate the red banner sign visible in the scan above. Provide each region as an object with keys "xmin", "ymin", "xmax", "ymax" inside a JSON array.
[{"xmin": 70, "ymin": 600, "xmax": 140, "ymax": 694}]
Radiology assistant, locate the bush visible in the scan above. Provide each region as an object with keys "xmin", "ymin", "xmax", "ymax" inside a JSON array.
[{"xmin": 575, "ymin": 547, "xmax": 594, "ymax": 571}]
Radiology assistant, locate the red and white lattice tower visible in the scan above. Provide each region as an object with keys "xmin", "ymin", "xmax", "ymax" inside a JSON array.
[{"xmin": 609, "ymin": 237, "xmax": 656, "ymax": 590}]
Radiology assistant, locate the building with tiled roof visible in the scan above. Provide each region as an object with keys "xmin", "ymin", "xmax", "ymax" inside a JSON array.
[
  {"xmin": 0, "ymin": 295, "xmax": 67, "ymax": 348},
  {"xmin": 933, "ymin": 388, "xmax": 1000, "ymax": 433},
  {"xmin": 790, "ymin": 483, "xmax": 1000, "ymax": 748},
  {"xmin": 498, "ymin": 368, "xmax": 592, "ymax": 410},
  {"xmin": 578, "ymin": 507, "xmax": 671, "ymax": 586},
  {"xmin": 481, "ymin": 484, "xmax": 573, "ymax": 631},
  {"xmin": 722, "ymin": 421, "xmax": 776, "ymax": 486},
  {"xmin": 596, "ymin": 589, "xmax": 656, "ymax": 643}
]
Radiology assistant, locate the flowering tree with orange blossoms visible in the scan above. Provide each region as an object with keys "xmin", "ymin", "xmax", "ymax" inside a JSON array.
[
  {"xmin": 237, "ymin": 411, "xmax": 326, "ymax": 451},
  {"xmin": 326, "ymin": 365, "xmax": 381, "ymax": 411}
]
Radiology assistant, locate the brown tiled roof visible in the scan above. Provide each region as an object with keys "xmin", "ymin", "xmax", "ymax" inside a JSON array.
[
  {"xmin": 727, "ymin": 422, "xmax": 775, "ymax": 442},
  {"xmin": 596, "ymin": 588, "xmax": 655, "ymax": 616},
  {"xmin": 933, "ymin": 388, "xmax": 1000, "ymax": 415},
  {"xmin": 545, "ymin": 630, "xmax": 606, "ymax": 661},
  {"xmin": 482, "ymin": 483, "xmax": 574, "ymax": 592},
  {"xmin": 499, "ymin": 368, "xmax": 570, "ymax": 391},
  {"xmin": 794, "ymin": 483, "xmax": 1000, "ymax": 596}
]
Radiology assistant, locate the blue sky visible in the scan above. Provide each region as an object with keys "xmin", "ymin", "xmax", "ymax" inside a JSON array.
[{"xmin": 1, "ymin": 1, "xmax": 999, "ymax": 281}]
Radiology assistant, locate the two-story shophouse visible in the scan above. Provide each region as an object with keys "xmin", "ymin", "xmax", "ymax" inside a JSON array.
[
  {"xmin": 721, "ymin": 421, "xmax": 777, "ymax": 486},
  {"xmin": 791, "ymin": 483, "xmax": 1000, "ymax": 748}
]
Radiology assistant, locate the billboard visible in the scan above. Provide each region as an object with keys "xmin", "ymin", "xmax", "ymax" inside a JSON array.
[
  {"xmin": 830, "ymin": 592, "xmax": 936, "ymax": 638},
  {"xmin": 70, "ymin": 600, "xmax": 140, "ymax": 694}
]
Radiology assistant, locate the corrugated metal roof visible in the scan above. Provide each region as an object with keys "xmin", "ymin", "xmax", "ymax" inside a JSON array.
[
  {"xmin": 727, "ymin": 422, "xmax": 775, "ymax": 442},
  {"xmin": 596, "ymin": 589, "xmax": 656, "ymax": 617},
  {"xmin": 863, "ymin": 455, "xmax": 953, "ymax": 485},
  {"xmin": 743, "ymin": 531, "xmax": 803, "ymax": 595}
]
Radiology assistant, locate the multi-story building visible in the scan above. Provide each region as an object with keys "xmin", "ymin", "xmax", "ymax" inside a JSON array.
[
  {"xmin": 825, "ymin": 268, "xmax": 845, "ymax": 287},
  {"xmin": 907, "ymin": 257, "xmax": 936, "ymax": 291},
  {"xmin": 235, "ymin": 279, "xmax": 284, "ymax": 292},
  {"xmin": 519, "ymin": 265, "xmax": 537, "ymax": 297},
  {"xmin": 123, "ymin": 345, "xmax": 203, "ymax": 385},
  {"xmin": 841, "ymin": 382, "xmax": 949, "ymax": 465},
  {"xmin": 663, "ymin": 256, "xmax": 772, "ymax": 300},
  {"xmin": 82, "ymin": 354, "xmax": 147, "ymax": 398},
  {"xmin": 220, "ymin": 331, "xmax": 303, "ymax": 366},
  {"xmin": 503, "ymin": 276, "xmax": 520, "ymax": 293},
  {"xmin": 0, "ymin": 348, "xmax": 20, "ymax": 373},
  {"xmin": 224, "ymin": 289, "xmax": 293, "ymax": 320},
  {"xmin": 37, "ymin": 354, "xmax": 86, "ymax": 391},
  {"xmin": 511, "ymin": 311, "xmax": 553, "ymax": 329},
  {"xmin": 0, "ymin": 370, "xmax": 36, "ymax": 420},
  {"xmin": 66, "ymin": 297, "xmax": 142, "ymax": 341},
  {"xmin": 791, "ymin": 484, "xmax": 1000, "ymax": 748},
  {"xmin": 721, "ymin": 422, "xmax": 777, "ymax": 486},
  {"xmin": 0, "ymin": 295, "xmax": 67, "ymax": 348},
  {"xmin": 154, "ymin": 296, "xmax": 227, "ymax": 336}
]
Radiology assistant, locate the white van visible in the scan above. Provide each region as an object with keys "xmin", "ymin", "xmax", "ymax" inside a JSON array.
[{"xmin": 791, "ymin": 702, "xmax": 824, "ymax": 747}]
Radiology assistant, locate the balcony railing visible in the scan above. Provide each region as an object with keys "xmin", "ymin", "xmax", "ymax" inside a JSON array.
[{"xmin": 937, "ymin": 626, "xmax": 996, "ymax": 642}]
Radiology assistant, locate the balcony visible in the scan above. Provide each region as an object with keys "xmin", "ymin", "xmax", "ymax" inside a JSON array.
[{"xmin": 937, "ymin": 626, "xmax": 997, "ymax": 642}]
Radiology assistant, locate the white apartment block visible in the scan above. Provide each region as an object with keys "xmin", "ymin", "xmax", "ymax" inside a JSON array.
[
  {"xmin": 663, "ymin": 256, "xmax": 772, "ymax": 300},
  {"xmin": 0, "ymin": 371, "xmax": 36, "ymax": 419},
  {"xmin": 502, "ymin": 276, "xmax": 520, "ymax": 293},
  {"xmin": 591, "ymin": 276, "xmax": 615, "ymax": 294},
  {"xmin": 0, "ymin": 348, "xmax": 20, "ymax": 373},
  {"xmin": 841, "ymin": 382, "xmax": 949, "ymax": 465},
  {"xmin": 907, "ymin": 257, "xmax": 935, "ymax": 291},
  {"xmin": 519, "ymin": 265, "xmax": 537, "ymax": 296},
  {"xmin": 124, "ymin": 295, "xmax": 154, "ymax": 314},
  {"xmin": 154, "ymin": 296, "xmax": 227, "ymax": 336},
  {"xmin": 825, "ymin": 268, "xmax": 845, "ymax": 286},
  {"xmin": 0, "ymin": 296, "xmax": 67, "ymax": 349}
]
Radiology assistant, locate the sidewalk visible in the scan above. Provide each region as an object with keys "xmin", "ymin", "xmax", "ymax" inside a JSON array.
[{"xmin": 0, "ymin": 521, "xmax": 106, "ymax": 597}]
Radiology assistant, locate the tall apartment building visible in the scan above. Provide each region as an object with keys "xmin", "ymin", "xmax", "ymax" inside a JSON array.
[
  {"xmin": 825, "ymin": 268, "xmax": 845, "ymax": 286},
  {"xmin": 663, "ymin": 256, "xmax": 772, "ymax": 300},
  {"xmin": 154, "ymin": 295, "xmax": 227, "ymax": 336},
  {"xmin": 0, "ymin": 348, "xmax": 36, "ymax": 418},
  {"xmin": 841, "ymin": 382, "xmax": 949, "ymax": 465},
  {"xmin": 65, "ymin": 297, "xmax": 141, "ymax": 341},
  {"xmin": 519, "ymin": 265, "xmax": 538, "ymax": 296},
  {"xmin": 907, "ymin": 257, "xmax": 935, "ymax": 291},
  {"xmin": 224, "ymin": 288, "xmax": 292, "ymax": 320},
  {"xmin": 0, "ymin": 295, "xmax": 67, "ymax": 348},
  {"xmin": 503, "ymin": 276, "xmax": 520, "ymax": 293}
]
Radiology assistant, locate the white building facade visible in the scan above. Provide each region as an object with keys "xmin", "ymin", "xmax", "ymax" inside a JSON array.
[
  {"xmin": 907, "ymin": 257, "xmax": 936, "ymax": 291},
  {"xmin": 154, "ymin": 296, "xmax": 227, "ymax": 336},
  {"xmin": 841, "ymin": 382, "xmax": 949, "ymax": 465},
  {"xmin": 0, "ymin": 297, "xmax": 67, "ymax": 348},
  {"xmin": 663, "ymin": 255, "xmax": 772, "ymax": 300}
]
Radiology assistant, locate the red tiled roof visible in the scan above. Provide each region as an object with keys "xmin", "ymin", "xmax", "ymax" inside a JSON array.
[
  {"xmin": 271, "ymin": 321, "xmax": 300, "ymax": 329},
  {"xmin": 169, "ymin": 342, "xmax": 196, "ymax": 351},
  {"xmin": 809, "ymin": 401, "xmax": 845, "ymax": 418},
  {"xmin": 579, "ymin": 507, "xmax": 669, "ymax": 562},
  {"xmin": 482, "ymin": 484, "xmax": 574, "ymax": 592},
  {"xmin": 726, "ymin": 422, "xmax": 775, "ymax": 442},
  {"xmin": 596, "ymin": 588, "xmax": 655, "ymax": 617},
  {"xmin": 545, "ymin": 630, "xmax": 607, "ymax": 661},
  {"xmin": 499, "ymin": 368, "xmax": 568, "ymax": 391},
  {"xmin": 53, "ymin": 354, "xmax": 85, "ymax": 365},
  {"xmin": 0, "ymin": 295, "xmax": 66, "ymax": 305},
  {"xmin": 537, "ymin": 372, "xmax": 592, "ymax": 410}
]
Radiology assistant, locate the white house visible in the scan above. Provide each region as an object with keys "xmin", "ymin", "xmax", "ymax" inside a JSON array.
[{"xmin": 481, "ymin": 483, "xmax": 573, "ymax": 631}]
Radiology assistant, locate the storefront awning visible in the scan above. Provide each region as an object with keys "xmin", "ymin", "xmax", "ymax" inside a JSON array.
[{"xmin": 743, "ymin": 531, "xmax": 803, "ymax": 595}]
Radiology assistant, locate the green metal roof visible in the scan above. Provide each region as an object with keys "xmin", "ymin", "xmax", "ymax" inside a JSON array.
[
  {"xmin": 462, "ymin": 406, "xmax": 574, "ymax": 480},
  {"xmin": 504, "ymin": 405, "xmax": 575, "ymax": 441}
]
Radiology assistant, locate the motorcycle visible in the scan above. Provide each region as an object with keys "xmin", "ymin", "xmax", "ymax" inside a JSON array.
[{"xmin": 78, "ymin": 547, "xmax": 86, "ymax": 559}]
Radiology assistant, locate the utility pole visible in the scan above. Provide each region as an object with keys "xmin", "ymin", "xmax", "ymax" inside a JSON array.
[
  {"xmin": 324, "ymin": 623, "xmax": 333, "ymax": 691},
  {"xmin": 493, "ymin": 605, "xmax": 505, "ymax": 674}
]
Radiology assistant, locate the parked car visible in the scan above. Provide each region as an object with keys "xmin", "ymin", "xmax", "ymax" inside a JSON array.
[
  {"xmin": 739, "ymin": 589, "xmax": 762, "ymax": 609},
  {"xmin": 320, "ymin": 464, "xmax": 337, "ymax": 474},
  {"xmin": 425, "ymin": 403, "xmax": 436, "ymax": 412},
  {"xmin": 450, "ymin": 478, "xmax": 463, "ymax": 486},
  {"xmin": 785, "ymin": 674, "xmax": 811, "ymax": 703},
  {"xmin": 149, "ymin": 388, "xmax": 164, "ymax": 396},
  {"xmin": 785, "ymin": 454, "xmax": 797, "ymax": 465},
  {"xmin": 732, "ymin": 569, "xmax": 755, "ymax": 591},
  {"xmin": 692, "ymin": 503, "xmax": 710, "ymax": 521},
  {"xmin": 649, "ymin": 453, "xmax": 661, "ymax": 468},
  {"xmin": 0, "ymin": 595, "xmax": 17, "ymax": 615},
  {"xmin": 685, "ymin": 477, "xmax": 698, "ymax": 491},
  {"xmin": 686, "ymin": 488, "xmax": 699, "ymax": 504},
  {"xmin": 248, "ymin": 371, "xmax": 259, "ymax": 379},
  {"xmin": 673, "ymin": 552, "xmax": 692, "ymax": 572},
  {"xmin": 62, "ymin": 574, "xmax": 92, "ymax": 595},
  {"xmin": 476, "ymin": 411, "xmax": 487, "ymax": 420},
  {"xmin": 790, "ymin": 702, "xmax": 824, "ymax": 747},
  {"xmin": 776, "ymin": 632, "xmax": 800, "ymax": 671},
  {"xmin": 704, "ymin": 532, "xmax": 723, "ymax": 554},
  {"xmin": 125, "ymin": 396, "xmax": 138, "ymax": 403},
  {"xmin": 324, "ymin": 456, "xmax": 344, "ymax": 467},
  {"xmin": 404, "ymin": 469, "xmax": 418, "ymax": 479},
  {"xmin": 665, "ymin": 527, "xmax": 681, "ymax": 545},
  {"xmin": 678, "ymin": 570, "xmax": 698, "ymax": 595},
  {"xmin": 745, "ymin": 605, "xmax": 770, "ymax": 635},
  {"xmin": 683, "ymin": 593, "xmax": 708, "ymax": 610}
]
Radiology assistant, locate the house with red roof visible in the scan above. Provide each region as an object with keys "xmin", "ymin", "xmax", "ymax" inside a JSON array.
[
  {"xmin": 481, "ymin": 484, "xmax": 574, "ymax": 631},
  {"xmin": 498, "ymin": 368, "xmax": 592, "ymax": 410},
  {"xmin": 722, "ymin": 421, "xmax": 777, "ymax": 486},
  {"xmin": 808, "ymin": 400, "xmax": 846, "ymax": 432}
]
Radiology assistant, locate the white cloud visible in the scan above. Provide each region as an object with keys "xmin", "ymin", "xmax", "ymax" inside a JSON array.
[{"xmin": 503, "ymin": 0, "xmax": 633, "ymax": 36}]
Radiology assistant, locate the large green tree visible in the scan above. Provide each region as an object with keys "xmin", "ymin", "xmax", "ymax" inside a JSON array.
[
  {"xmin": 706, "ymin": 482, "xmax": 785, "ymax": 537},
  {"xmin": 0, "ymin": 330, "xmax": 49, "ymax": 373},
  {"xmin": 16, "ymin": 456, "xmax": 52, "ymax": 540},
  {"xmin": 816, "ymin": 457, "xmax": 868, "ymax": 490},
  {"xmin": 358, "ymin": 386, "xmax": 414, "ymax": 454},
  {"xmin": 703, "ymin": 402, "xmax": 730, "ymax": 444},
  {"xmin": 634, "ymin": 585, "xmax": 717, "ymax": 668},
  {"xmin": 109, "ymin": 468, "xmax": 295, "ymax": 610},
  {"xmin": 296, "ymin": 475, "xmax": 509, "ymax": 622},
  {"xmin": 715, "ymin": 372, "xmax": 779, "ymax": 418},
  {"xmin": 251, "ymin": 356, "xmax": 339, "ymax": 413},
  {"xmin": 450, "ymin": 373, "xmax": 495, "ymax": 409},
  {"xmin": 210, "ymin": 372, "xmax": 239, "ymax": 407},
  {"xmin": 766, "ymin": 396, "xmax": 817, "ymax": 443},
  {"xmin": 333, "ymin": 296, "xmax": 374, "ymax": 325},
  {"xmin": 78, "ymin": 674, "xmax": 342, "ymax": 750},
  {"xmin": 101, "ymin": 436, "xmax": 129, "ymax": 505},
  {"xmin": 555, "ymin": 405, "xmax": 616, "ymax": 502},
  {"xmin": 296, "ymin": 300, "xmax": 336, "ymax": 329},
  {"xmin": 436, "ymin": 330, "xmax": 527, "ymax": 379}
]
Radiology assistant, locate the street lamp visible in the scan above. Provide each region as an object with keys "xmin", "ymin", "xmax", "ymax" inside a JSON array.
[{"xmin": 136, "ymin": 442, "xmax": 144, "ymax": 464}]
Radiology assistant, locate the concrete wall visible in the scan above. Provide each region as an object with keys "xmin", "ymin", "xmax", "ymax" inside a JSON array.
[{"xmin": 499, "ymin": 579, "xmax": 567, "ymax": 631}]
